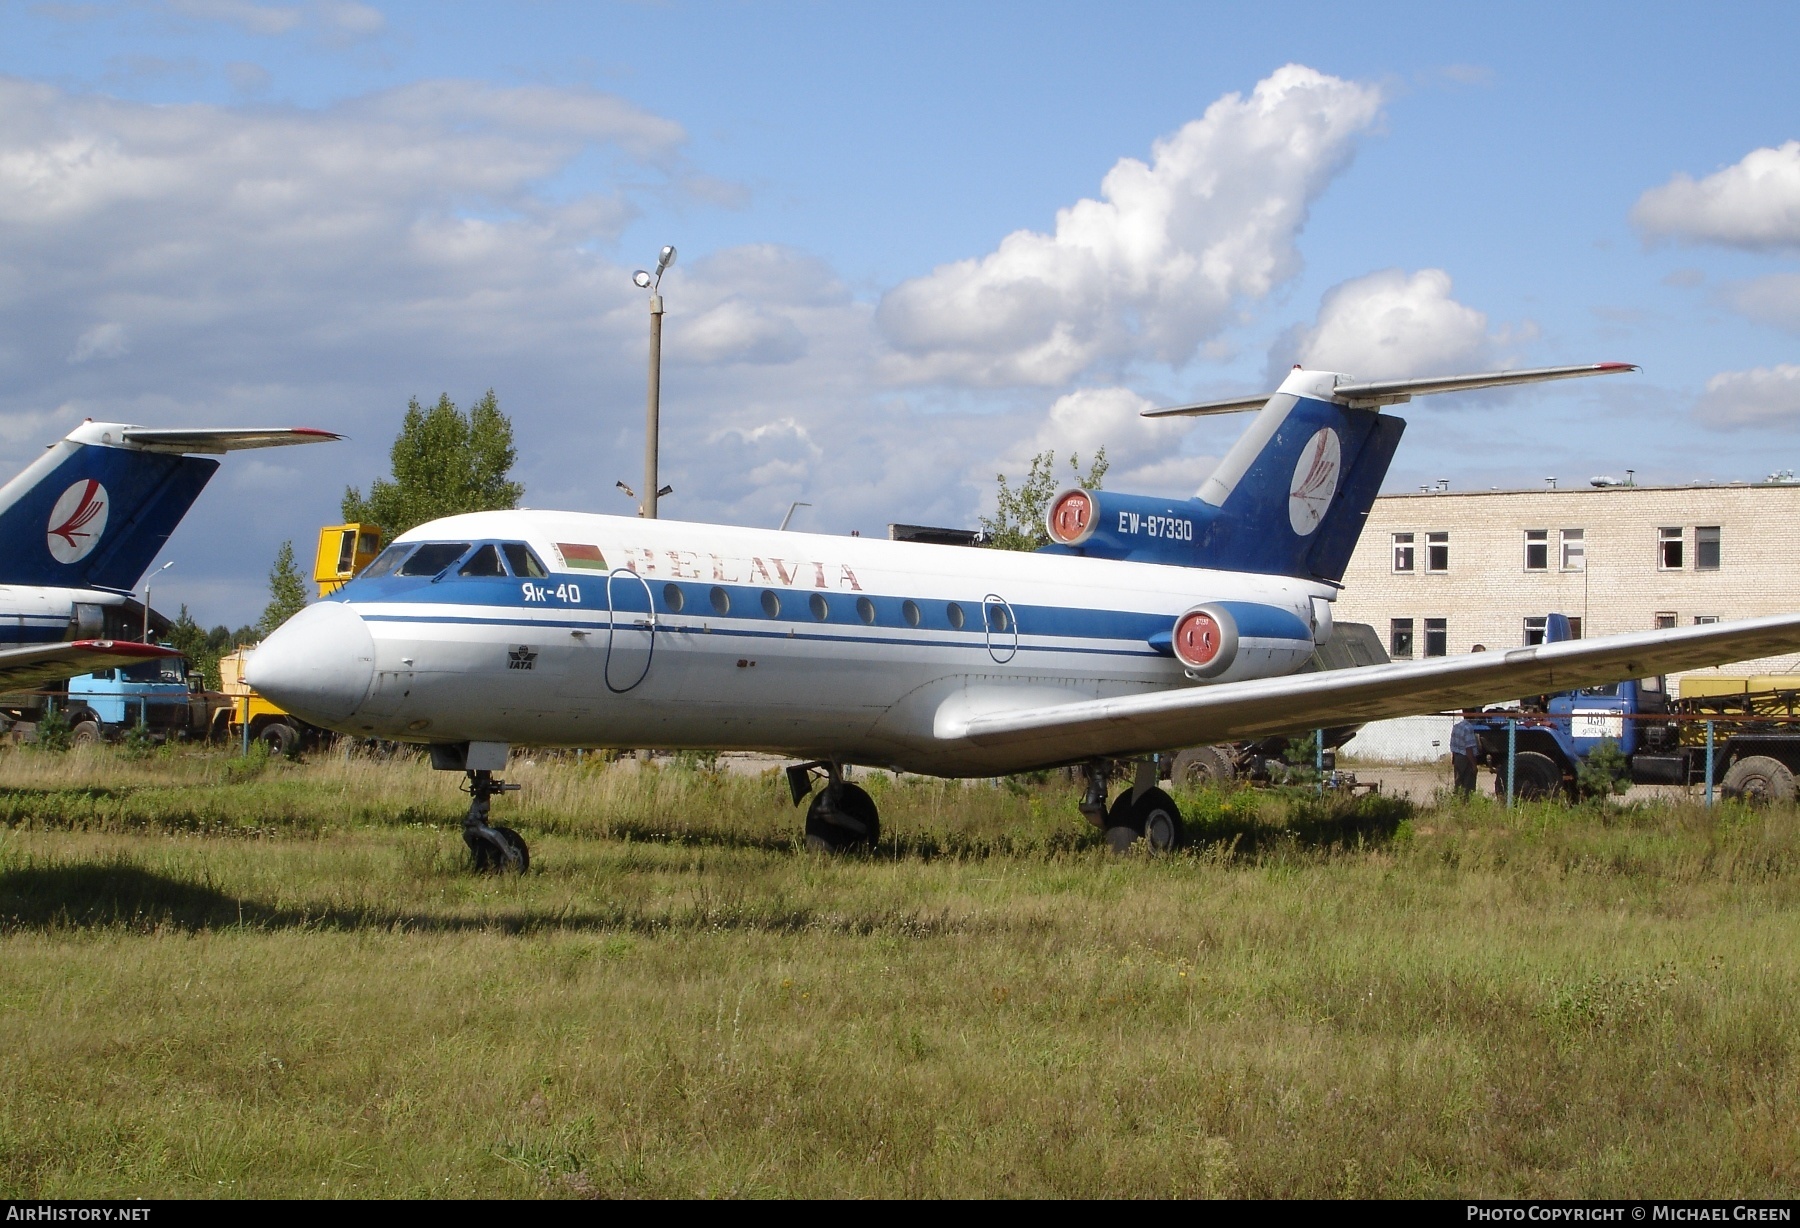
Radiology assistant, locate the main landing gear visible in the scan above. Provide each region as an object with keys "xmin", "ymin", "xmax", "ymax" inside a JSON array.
[
  {"xmin": 1080, "ymin": 760, "xmax": 1185, "ymax": 852},
  {"xmin": 462, "ymin": 769, "xmax": 529, "ymax": 872},
  {"xmin": 786, "ymin": 761, "xmax": 880, "ymax": 852}
]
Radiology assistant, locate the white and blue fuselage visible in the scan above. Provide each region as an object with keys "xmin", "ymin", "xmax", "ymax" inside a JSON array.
[{"xmin": 264, "ymin": 510, "xmax": 1331, "ymax": 776}]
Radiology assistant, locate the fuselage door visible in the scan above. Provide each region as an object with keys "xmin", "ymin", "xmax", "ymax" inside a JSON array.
[
  {"xmin": 983, "ymin": 594, "xmax": 1019, "ymax": 664},
  {"xmin": 605, "ymin": 569, "xmax": 655, "ymax": 693}
]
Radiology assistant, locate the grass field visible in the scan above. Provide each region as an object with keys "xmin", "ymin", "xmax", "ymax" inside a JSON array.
[{"xmin": 1, "ymin": 745, "xmax": 1797, "ymax": 1198}]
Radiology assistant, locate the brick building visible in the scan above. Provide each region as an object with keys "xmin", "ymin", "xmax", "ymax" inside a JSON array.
[{"xmin": 1333, "ymin": 481, "xmax": 1800, "ymax": 693}]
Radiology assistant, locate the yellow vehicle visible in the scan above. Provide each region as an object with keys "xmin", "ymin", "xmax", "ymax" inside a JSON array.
[
  {"xmin": 316, "ymin": 523, "xmax": 383, "ymax": 598},
  {"xmin": 220, "ymin": 523, "xmax": 384, "ymax": 752}
]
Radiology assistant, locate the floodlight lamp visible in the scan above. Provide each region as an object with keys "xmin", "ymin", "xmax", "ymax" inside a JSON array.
[
  {"xmin": 657, "ymin": 245, "xmax": 676, "ymax": 272},
  {"xmin": 632, "ymin": 270, "xmax": 653, "ymax": 289}
]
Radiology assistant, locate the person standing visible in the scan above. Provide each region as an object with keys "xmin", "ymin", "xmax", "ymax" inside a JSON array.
[{"xmin": 1450, "ymin": 712, "xmax": 1480, "ymax": 795}]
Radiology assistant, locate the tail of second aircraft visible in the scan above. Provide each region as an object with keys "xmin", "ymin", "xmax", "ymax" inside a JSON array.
[
  {"xmin": 1042, "ymin": 362, "xmax": 1636, "ymax": 584},
  {"xmin": 0, "ymin": 421, "xmax": 340, "ymax": 591}
]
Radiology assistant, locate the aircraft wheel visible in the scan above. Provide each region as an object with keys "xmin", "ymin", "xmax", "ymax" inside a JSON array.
[
  {"xmin": 1106, "ymin": 786, "xmax": 1183, "ymax": 852},
  {"xmin": 805, "ymin": 783, "xmax": 880, "ymax": 852},
  {"xmin": 1137, "ymin": 787, "xmax": 1186, "ymax": 851},
  {"xmin": 466, "ymin": 824, "xmax": 529, "ymax": 872},
  {"xmin": 70, "ymin": 720, "xmax": 102, "ymax": 748},
  {"xmin": 1721, "ymin": 755, "xmax": 1797, "ymax": 804}
]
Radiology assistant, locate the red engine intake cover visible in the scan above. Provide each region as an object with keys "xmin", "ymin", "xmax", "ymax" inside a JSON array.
[
  {"xmin": 1046, "ymin": 488, "xmax": 1096, "ymax": 546},
  {"xmin": 1173, "ymin": 608, "xmax": 1223, "ymax": 669}
]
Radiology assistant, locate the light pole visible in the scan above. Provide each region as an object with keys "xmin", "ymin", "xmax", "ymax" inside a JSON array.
[
  {"xmin": 142, "ymin": 559, "xmax": 174, "ymax": 642},
  {"xmin": 631, "ymin": 245, "xmax": 677, "ymax": 519}
]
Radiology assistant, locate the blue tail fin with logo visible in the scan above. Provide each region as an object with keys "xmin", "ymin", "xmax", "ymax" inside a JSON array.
[
  {"xmin": 1041, "ymin": 369, "xmax": 1404, "ymax": 583},
  {"xmin": 0, "ymin": 426, "xmax": 218, "ymax": 591}
]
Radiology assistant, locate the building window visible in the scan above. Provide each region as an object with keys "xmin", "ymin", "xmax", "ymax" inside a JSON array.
[
  {"xmin": 1658, "ymin": 527, "xmax": 1683, "ymax": 570},
  {"xmin": 1560, "ymin": 528, "xmax": 1585, "ymax": 571},
  {"xmin": 1654, "ymin": 612, "xmax": 1677, "ymax": 630},
  {"xmin": 1696, "ymin": 525, "xmax": 1721, "ymax": 571},
  {"xmin": 1426, "ymin": 532, "xmax": 1449, "ymax": 572},
  {"xmin": 1424, "ymin": 618, "xmax": 1447, "ymax": 658},
  {"xmin": 1524, "ymin": 616, "xmax": 1547, "ymax": 645},
  {"xmin": 1390, "ymin": 618, "xmax": 1414, "ymax": 660},
  {"xmin": 1695, "ymin": 614, "xmax": 1721, "ymax": 625},
  {"xmin": 1524, "ymin": 529, "xmax": 1548, "ymax": 571},
  {"xmin": 1391, "ymin": 532, "xmax": 1415, "ymax": 573}
]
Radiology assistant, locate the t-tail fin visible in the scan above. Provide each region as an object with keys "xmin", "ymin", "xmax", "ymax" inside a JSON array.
[
  {"xmin": 0, "ymin": 422, "xmax": 340, "ymax": 590},
  {"xmin": 1043, "ymin": 363, "xmax": 1634, "ymax": 582}
]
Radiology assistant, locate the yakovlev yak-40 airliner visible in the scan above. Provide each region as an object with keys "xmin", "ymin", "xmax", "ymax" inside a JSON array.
[
  {"xmin": 249, "ymin": 363, "xmax": 1800, "ymax": 869},
  {"xmin": 0, "ymin": 421, "xmax": 340, "ymax": 693}
]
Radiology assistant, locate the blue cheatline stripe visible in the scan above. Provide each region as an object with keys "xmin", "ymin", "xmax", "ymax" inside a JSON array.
[{"xmin": 341, "ymin": 574, "xmax": 1311, "ymax": 645}]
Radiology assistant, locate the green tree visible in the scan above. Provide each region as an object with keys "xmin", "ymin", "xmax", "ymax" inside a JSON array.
[
  {"xmin": 980, "ymin": 448, "xmax": 1108, "ymax": 552},
  {"xmin": 258, "ymin": 541, "xmax": 308, "ymax": 637},
  {"xmin": 341, "ymin": 390, "xmax": 523, "ymax": 536},
  {"xmin": 168, "ymin": 604, "xmax": 222, "ymax": 691},
  {"xmin": 1577, "ymin": 739, "xmax": 1633, "ymax": 800}
]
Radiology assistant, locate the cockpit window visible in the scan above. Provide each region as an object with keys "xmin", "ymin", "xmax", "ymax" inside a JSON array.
[
  {"xmin": 397, "ymin": 543, "xmax": 472, "ymax": 576},
  {"xmin": 459, "ymin": 544, "xmax": 505, "ymax": 577},
  {"xmin": 503, "ymin": 543, "xmax": 549, "ymax": 578},
  {"xmin": 359, "ymin": 544, "xmax": 410, "ymax": 580}
]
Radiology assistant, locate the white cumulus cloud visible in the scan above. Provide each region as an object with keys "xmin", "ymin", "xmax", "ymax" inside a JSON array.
[
  {"xmin": 1632, "ymin": 141, "xmax": 1800, "ymax": 250},
  {"xmin": 1696, "ymin": 364, "xmax": 1800, "ymax": 429},
  {"xmin": 875, "ymin": 64, "xmax": 1383, "ymax": 387},
  {"xmin": 1275, "ymin": 268, "xmax": 1500, "ymax": 382},
  {"xmin": 1002, "ymin": 385, "xmax": 1218, "ymax": 499}
]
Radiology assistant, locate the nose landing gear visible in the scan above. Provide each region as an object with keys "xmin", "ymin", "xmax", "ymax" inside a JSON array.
[
  {"xmin": 462, "ymin": 769, "xmax": 528, "ymax": 872},
  {"xmin": 786, "ymin": 761, "xmax": 880, "ymax": 852}
]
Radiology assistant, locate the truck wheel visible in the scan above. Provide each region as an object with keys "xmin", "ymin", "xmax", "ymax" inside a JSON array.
[
  {"xmin": 71, "ymin": 720, "xmax": 101, "ymax": 748},
  {"xmin": 1496, "ymin": 750, "xmax": 1565, "ymax": 801},
  {"xmin": 1170, "ymin": 745, "xmax": 1234, "ymax": 787},
  {"xmin": 1721, "ymin": 755, "xmax": 1796, "ymax": 804},
  {"xmin": 259, "ymin": 722, "xmax": 299, "ymax": 757}
]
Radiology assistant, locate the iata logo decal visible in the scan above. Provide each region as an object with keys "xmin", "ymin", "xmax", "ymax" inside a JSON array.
[
  {"xmin": 1287, "ymin": 428, "xmax": 1341, "ymax": 537},
  {"xmin": 507, "ymin": 645, "xmax": 537, "ymax": 671},
  {"xmin": 46, "ymin": 479, "xmax": 109, "ymax": 564}
]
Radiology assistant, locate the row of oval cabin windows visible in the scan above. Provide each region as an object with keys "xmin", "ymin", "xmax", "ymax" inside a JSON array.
[
  {"xmin": 363, "ymin": 542, "xmax": 1014, "ymax": 633},
  {"xmin": 661, "ymin": 583, "xmax": 1010, "ymax": 632}
]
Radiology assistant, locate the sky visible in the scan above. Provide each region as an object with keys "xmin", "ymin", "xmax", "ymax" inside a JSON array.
[{"xmin": 3, "ymin": 0, "xmax": 1799, "ymax": 627}]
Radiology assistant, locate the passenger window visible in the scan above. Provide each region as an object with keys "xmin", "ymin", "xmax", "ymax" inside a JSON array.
[
  {"xmin": 902, "ymin": 600, "xmax": 921, "ymax": 628},
  {"xmin": 710, "ymin": 587, "xmax": 730, "ymax": 615},
  {"xmin": 761, "ymin": 590, "xmax": 781, "ymax": 618},
  {"xmin": 856, "ymin": 597, "xmax": 876, "ymax": 625},
  {"xmin": 397, "ymin": 543, "xmax": 472, "ymax": 576},
  {"xmin": 359, "ymin": 544, "xmax": 410, "ymax": 579},
  {"xmin": 809, "ymin": 593, "xmax": 829, "ymax": 621},
  {"xmin": 663, "ymin": 584, "xmax": 685, "ymax": 613},
  {"xmin": 502, "ymin": 543, "xmax": 549, "ymax": 579},
  {"xmin": 947, "ymin": 602, "xmax": 966, "ymax": 630},
  {"xmin": 458, "ymin": 545, "xmax": 505, "ymax": 577}
]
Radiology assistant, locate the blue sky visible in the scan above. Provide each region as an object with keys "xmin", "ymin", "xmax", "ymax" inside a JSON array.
[{"xmin": 3, "ymin": 1, "xmax": 1798, "ymax": 625}]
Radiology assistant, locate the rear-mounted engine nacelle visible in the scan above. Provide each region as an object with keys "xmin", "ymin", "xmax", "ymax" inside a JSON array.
[
  {"xmin": 1046, "ymin": 487, "xmax": 1098, "ymax": 547},
  {"xmin": 1172, "ymin": 603, "xmax": 1237, "ymax": 679}
]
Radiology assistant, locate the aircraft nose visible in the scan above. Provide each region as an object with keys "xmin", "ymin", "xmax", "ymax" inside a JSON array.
[{"xmin": 246, "ymin": 601, "xmax": 376, "ymax": 726}]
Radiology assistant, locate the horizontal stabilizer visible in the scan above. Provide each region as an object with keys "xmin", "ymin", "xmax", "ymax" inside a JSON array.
[
  {"xmin": 0, "ymin": 640, "xmax": 181, "ymax": 694},
  {"xmin": 118, "ymin": 427, "xmax": 343, "ymax": 454},
  {"xmin": 947, "ymin": 613, "xmax": 1800, "ymax": 767},
  {"xmin": 1143, "ymin": 362, "xmax": 1637, "ymax": 418}
]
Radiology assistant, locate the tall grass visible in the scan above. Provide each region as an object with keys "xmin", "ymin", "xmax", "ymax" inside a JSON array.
[{"xmin": 1, "ymin": 746, "xmax": 1796, "ymax": 1197}]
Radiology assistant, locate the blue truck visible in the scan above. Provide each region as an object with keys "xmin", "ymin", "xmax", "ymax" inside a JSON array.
[
  {"xmin": 1470, "ymin": 615, "xmax": 1800, "ymax": 802},
  {"xmin": 60, "ymin": 651, "xmax": 228, "ymax": 746}
]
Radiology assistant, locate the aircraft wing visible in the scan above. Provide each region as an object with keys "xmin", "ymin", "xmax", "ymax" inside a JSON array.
[
  {"xmin": 951, "ymin": 614, "xmax": 1800, "ymax": 765},
  {"xmin": 0, "ymin": 641, "xmax": 181, "ymax": 694},
  {"xmin": 119, "ymin": 427, "xmax": 343, "ymax": 454}
]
